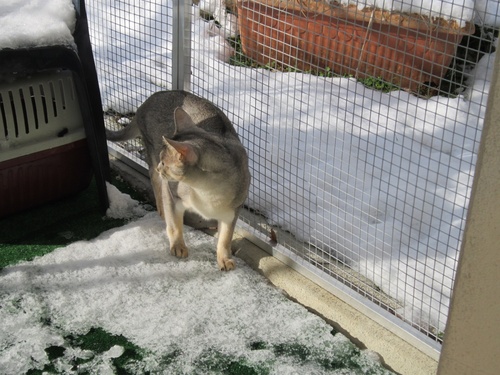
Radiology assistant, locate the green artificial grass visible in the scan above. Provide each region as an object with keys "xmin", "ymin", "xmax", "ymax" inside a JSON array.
[
  {"xmin": 26, "ymin": 327, "xmax": 147, "ymax": 375},
  {"xmin": 0, "ymin": 172, "xmax": 147, "ymax": 270}
]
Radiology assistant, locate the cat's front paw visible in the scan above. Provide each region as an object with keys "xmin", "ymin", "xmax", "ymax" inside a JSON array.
[
  {"xmin": 170, "ymin": 243, "xmax": 188, "ymax": 258},
  {"xmin": 217, "ymin": 257, "xmax": 235, "ymax": 271}
]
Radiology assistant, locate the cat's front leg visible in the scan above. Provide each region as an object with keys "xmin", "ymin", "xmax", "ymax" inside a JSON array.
[
  {"xmin": 150, "ymin": 169, "xmax": 164, "ymax": 218},
  {"xmin": 216, "ymin": 215, "xmax": 238, "ymax": 271},
  {"xmin": 161, "ymin": 182, "xmax": 188, "ymax": 258},
  {"xmin": 164, "ymin": 199, "xmax": 188, "ymax": 258},
  {"xmin": 167, "ymin": 222, "xmax": 188, "ymax": 258}
]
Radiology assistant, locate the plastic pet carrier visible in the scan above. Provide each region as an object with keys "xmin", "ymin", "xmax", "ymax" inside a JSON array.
[
  {"xmin": 0, "ymin": 0, "xmax": 109, "ymax": 218},
  {"xmin": 0, "ymin": 70, "xmax": 93, "ymax": 217}
]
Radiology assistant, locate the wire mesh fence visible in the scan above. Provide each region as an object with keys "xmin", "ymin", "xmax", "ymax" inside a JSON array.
[{"xmin": 86, "ymin": 0, "xmax": 498, "ymax": 350}]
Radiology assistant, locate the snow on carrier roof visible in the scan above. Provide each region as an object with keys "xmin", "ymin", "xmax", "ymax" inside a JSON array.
[{"xmin": 0, "ymin": 0, "xmax": 76, "ymax": 50}]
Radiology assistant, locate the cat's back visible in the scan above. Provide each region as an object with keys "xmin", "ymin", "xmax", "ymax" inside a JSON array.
[
  {"xmin": 182, "ymin": 92, "xmax": 239, "ymax": 138},
  {"xmin": 137, "ymin": 90, "xmax": 238, "ymax": 139},
  {"xmin": 136, "ymin": 90, "xmax": 233, "ymax": 131},
  {"xmin": 146, "ymin": 90, "xmax": 237, "ymax": 137}
]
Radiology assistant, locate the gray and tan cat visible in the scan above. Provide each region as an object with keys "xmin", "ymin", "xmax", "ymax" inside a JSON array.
[{"xmin": 106, "ymin": 91, "xmax": 250, "ymax": 270}]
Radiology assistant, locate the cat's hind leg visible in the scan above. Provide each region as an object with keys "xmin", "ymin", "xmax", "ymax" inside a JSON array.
[{"xmin": 216, "ymin": 214, "xmax": 238, "ymax": 271}]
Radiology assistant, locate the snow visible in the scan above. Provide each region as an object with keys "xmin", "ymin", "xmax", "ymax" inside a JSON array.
[
  {"xmin": 345, "ymin": 0, "xmax": 475, "ymax": 27},
  {"xmin": 0, "ymin": 186, "xmax": 392, "ymax": 374},
  {"xmin": 105, "ymin": 182, "xmax": 149, "ymax": 219},
  {"xmin": 475, "ymin": 0, "xmax": 500, "ymax": 25},
  {"xmin": 0, "ymin": 0, "xmax": 76, "ymax": 50}
]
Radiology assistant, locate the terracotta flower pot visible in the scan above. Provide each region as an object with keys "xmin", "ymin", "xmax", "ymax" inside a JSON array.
[{"xmin": 236, "ymin": 0, "xmax": 474, "ymax": 94}]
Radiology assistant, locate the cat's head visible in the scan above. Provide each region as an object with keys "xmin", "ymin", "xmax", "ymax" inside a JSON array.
[
  {"xmin": 156, "ymin": 136, "xmax": 198, "ymax": 181},
  {"xmin": 156, "ymin": 107, "xmax": 199, "ymax": 181}
]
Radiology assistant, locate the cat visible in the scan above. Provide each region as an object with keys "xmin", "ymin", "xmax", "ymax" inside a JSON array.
[{"xmin": 106, "ymin": 90, "xmax": 250, "ymax": 270}]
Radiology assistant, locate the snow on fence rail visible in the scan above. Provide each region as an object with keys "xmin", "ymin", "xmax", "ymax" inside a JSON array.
[{"xmin": 86, "ymin": 0, "xmax": 498, "ymax": 353}]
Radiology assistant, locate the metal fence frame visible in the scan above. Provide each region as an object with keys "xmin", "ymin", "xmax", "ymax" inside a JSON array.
[{"xmin": 87, "ymin": 0, "xmax": 496, "ymax": 362}]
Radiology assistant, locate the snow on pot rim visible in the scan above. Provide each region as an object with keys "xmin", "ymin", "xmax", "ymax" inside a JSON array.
[{"xmin": 245, "ymin": 0, "xmax": 476, "ymax": 34}]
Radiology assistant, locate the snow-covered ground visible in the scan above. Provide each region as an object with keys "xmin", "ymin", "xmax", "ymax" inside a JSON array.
[{"xmin": 0, "ymin": 186, "xmax": 392, "ymax": 374}]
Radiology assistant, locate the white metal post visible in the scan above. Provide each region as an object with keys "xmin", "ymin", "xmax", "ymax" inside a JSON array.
[
  {"xmin": 172, "ymin": 0, "xmax": 191, "ymax": 91},
  {"xmin": 437, "ymin": 46, "xmax": 500, "ymax": 374}
]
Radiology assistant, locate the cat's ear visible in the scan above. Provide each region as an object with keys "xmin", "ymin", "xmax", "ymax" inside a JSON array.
[
  {"xmin": 162, "ymin": 136, "xmax": 198, "ymax": 164},
  {"xmin": 174, "ymin": 107, "xmax": 196, "ymax": 133}
]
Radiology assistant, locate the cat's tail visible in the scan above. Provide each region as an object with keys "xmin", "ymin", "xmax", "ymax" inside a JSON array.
[{"xmin": 105, "ymin": 119, "xmax": 141, "ymax": 142}]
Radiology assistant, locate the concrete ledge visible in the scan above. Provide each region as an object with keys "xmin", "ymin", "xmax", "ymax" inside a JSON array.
[{"xmin": 233, "ymin": 235, "xmax": 439, "ymax": 375}]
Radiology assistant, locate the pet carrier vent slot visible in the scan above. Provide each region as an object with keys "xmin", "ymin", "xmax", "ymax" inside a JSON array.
[
  {"xmin": 0, "ymin": 93, "xmax": 7, "ymax": 138},
  {"xmin": 8, "ymin": 91, "xmax": 18, "ymax": 137},
  {"xmin": 18, "ymin": 88, "xmax": 29, "ymax": 135},
  {"xmin": 29, "ymin": 86, "xmax": 39, "ymax": 130},
  {"xmin": 49, "ymin": 81, "xmax": 57, "ymax": 118},
  {"xmin": 38, "ymin": 83, "xmax": 49, "ymax": 126}
]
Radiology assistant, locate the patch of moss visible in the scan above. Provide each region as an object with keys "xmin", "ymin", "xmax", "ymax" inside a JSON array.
[{"xmin": 358, "ymin": 76, "xmax": 399, "ymax": 93}]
